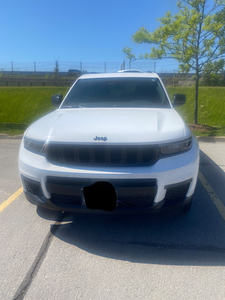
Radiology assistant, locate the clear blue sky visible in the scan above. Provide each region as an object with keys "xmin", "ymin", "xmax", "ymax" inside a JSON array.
[{"xmin": 0, "ymin": 0, "xmax": 181, "ymax": 72}]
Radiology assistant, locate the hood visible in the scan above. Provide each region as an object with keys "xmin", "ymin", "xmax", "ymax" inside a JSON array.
[{"xmin": 25, "ymin": 108, "xmax": 191, "ymax": 144}]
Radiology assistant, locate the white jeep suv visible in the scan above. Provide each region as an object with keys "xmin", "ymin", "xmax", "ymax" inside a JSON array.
[{"xmin": 19, "ymin": 72, "xmax": 199, "ymax": 213}]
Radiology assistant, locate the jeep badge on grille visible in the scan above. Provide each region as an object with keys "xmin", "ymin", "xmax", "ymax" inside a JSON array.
[{"xmin": 93, "ymin": 136, "xmax": 107, "ymax": 141}]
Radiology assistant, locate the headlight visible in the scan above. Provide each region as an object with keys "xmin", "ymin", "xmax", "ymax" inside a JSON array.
[
  {"xmin": 24, "ymin": 137, "xmax": 46, "ymax": 155},
  {"xmin": 159, "ymin": 137, "xmax": 192, "ymax": 156}
]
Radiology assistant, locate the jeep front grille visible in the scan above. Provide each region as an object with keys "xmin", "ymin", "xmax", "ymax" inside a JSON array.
[{"xmin": 46, "ymin": 144, "xmax": 157, "ymax": 167}]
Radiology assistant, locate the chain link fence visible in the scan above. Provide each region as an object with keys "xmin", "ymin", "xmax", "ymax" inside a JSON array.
[
  {"xmin": 0, "ymin": 60, "xmax": 173, "ymax": 74},
  {"xmin": 0, "ymin": 60, "xmax": 195, "ymax": 86}
]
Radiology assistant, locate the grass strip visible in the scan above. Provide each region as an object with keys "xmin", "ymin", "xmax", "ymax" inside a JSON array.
[
  {"xmin": 0, "ymin": 123, "xmax": 27, "ymax": 136},
  {"xmin": 0, "ymin": 86, "xmax": 225, "ymax": 136},
  {"xmin": 0, "ymin": 87, "xmax": 68, "ymax": 124},
  {"xmin": 167, "ymin": 86, "xmax": 225, "ymax": 126}
]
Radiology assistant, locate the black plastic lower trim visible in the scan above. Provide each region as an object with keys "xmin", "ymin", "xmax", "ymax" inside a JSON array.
[
  {"xmin": 22, "ymin": 175, "xmax": 193, "ymax": 213},
  {"xmin": 24, "ymin": 190, "xmax": 193, "ymax": 214}
]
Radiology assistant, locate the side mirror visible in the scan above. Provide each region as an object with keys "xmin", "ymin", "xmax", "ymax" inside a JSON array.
[
  {"xmin": 51, "ymin": 94, "xmax": 63, "ymax": 107},
  {"xmin": 173, "ymin": 94, "xmax": 186, "ymax": 107}
]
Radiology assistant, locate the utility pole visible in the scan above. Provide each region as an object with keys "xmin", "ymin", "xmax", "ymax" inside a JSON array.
[{"xmin": 11, "ymin": 61, "xmax": 13, "ymax": 74}]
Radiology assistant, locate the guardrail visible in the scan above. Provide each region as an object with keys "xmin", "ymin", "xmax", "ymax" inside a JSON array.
[
  {"xmin": 0, "ymin": 76, "xmax": 195, "ymax": 87},
  {"xmin": 0, "ymin": 77, "xmax": 75, "ymax": 87}
]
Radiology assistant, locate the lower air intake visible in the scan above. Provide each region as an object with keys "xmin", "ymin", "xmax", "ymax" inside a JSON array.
[{"xmin": 165, "ymin": 180, "xmax": 191, "ymax": 203}]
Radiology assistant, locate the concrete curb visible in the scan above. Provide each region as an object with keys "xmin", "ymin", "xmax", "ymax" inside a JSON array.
[
  {"xmin": 197, "ymin": 136, "xmax": 225, "ymax": 142},
  {"xmin": 0, "ymin": 134, "xmax": 23, "ymax": 139}
]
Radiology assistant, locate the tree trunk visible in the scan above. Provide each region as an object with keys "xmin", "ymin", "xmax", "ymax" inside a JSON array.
[{"xmin": 194, "ymin": 70, "xmax": 199, "ymax": 124}]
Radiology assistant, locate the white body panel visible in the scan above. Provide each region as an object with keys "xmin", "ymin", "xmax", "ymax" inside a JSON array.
[
  {"xmin": 19, "ymin": 137, "xmax": 199, "ymax": 203},
  {"xmin": 25, "ymin": 108, "xmax": 190, "ymax": 144}
]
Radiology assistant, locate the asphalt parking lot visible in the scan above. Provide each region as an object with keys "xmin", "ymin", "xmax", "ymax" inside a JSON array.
[{"xmin": 1, "ymin": 137, "xmax": 225, "ymax": 300}]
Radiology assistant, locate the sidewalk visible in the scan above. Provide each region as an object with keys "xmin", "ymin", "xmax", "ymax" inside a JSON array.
[{"xmin": 198, "ymin": 137, "xmax": 225, "ymax": 172}]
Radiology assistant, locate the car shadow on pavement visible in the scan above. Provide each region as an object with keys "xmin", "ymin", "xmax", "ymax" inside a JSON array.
[{"xmin": 37, "ymin": 150, "xmax": 225, "ymax": 266}]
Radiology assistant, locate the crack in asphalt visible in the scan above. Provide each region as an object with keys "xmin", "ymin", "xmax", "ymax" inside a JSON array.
[
  {"xmin": 13, "ymin": 213, "xmax": 66, "ymax": 300},
  {"xmin": 0, "ymin": 189, "xmax": 10, "ymax": 196}
]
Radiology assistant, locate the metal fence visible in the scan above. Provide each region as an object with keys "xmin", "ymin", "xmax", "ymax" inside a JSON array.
[
  {"xmin": 0, "ymin": 61, "xmax": 124, "ymax": 74},
  {"xmin": 0, "ymin": 60, "xmax": 195, "ymax": 86},
  {"xmin": 0, "ymin": 60, "xmax": 167, "ymax": 74}
]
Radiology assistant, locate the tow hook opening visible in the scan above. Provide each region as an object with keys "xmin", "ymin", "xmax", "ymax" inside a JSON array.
[{"xmin": 83, "ymin": 181, "xmax": 117, "ymax": 211}]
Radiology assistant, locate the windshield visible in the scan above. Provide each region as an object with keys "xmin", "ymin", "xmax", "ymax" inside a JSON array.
[{"xmin": 61, "ymin": 77, "xmax": 171, "ymax": 108}]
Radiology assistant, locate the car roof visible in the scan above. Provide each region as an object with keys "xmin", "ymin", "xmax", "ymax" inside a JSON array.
[{"xmin": 78, "ymin": 72, "xmax": 160, "ymax": 80}]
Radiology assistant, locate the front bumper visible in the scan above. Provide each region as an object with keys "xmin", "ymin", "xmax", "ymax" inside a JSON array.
[
  {"xmin": 23, "ymin": 179, "xmax": 193, "ymax": 213},
  {"xmin": 19, "ymin": 136, "xmax": 199, "ymax": 213}
]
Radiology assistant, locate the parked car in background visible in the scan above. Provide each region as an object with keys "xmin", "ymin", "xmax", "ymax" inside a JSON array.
[{"xmin": 67, "ymin": 69, "xmax": 82, "ymax": 76}]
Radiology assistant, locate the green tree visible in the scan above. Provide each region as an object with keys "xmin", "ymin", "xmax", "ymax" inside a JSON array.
[
  {"xmin": 122, "ymin": 47, "xmax": 136, "ymax": 69},
  {"xmin": 202, "ymin": 59, "xmax": 225, "ymax": 85},
  {"xmin": 123, "ymin": 0, "xmax": 225, "ymax": 124}
]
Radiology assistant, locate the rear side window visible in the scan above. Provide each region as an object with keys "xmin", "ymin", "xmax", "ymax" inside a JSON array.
[{"xmin": 62, "ymin": 77, "xmax": 171, "ymax": 108}]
